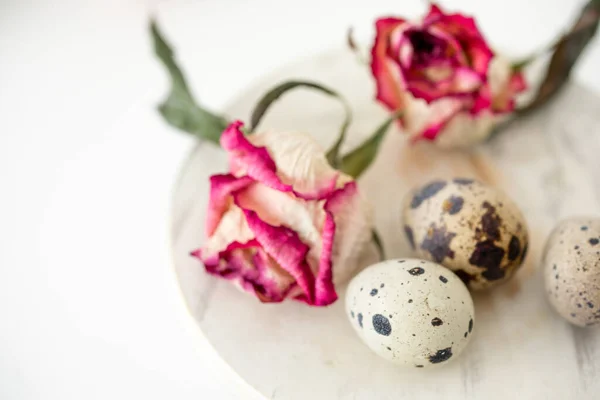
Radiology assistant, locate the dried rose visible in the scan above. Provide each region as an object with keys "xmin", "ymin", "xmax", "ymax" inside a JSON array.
[
  {"xmin": 370, "ymin": 3, "xmax": 526, "ymax": 146},
  {"xmin": 192, "ymin": 121, "xmax": 372, "ymax": 306}
]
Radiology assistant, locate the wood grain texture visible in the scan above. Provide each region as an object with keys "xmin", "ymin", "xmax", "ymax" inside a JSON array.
[{"xmin": 171, "ymin": 49, "xmax": 600, "ymax": 400}]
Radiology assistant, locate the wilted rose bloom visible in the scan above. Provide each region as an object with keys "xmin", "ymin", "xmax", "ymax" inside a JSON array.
[
  {"xmin": 192, "ymin": 121, "xmax": 372, "ymax": 306},
  {"xmin": 371, "ymin": 4, "xmax": 526, "ymax": 146}
]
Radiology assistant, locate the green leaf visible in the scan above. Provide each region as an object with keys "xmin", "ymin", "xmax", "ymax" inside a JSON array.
[
  {"xmin": 371, "ymin": 229, "xmax": 386, "ymax": 261},
  {"xmin": 249, "ymin": 80, "xmax": 352, "ymax": 168},
  {"xmin": 338, "ymin": 112, "xmax": 401, "ymax": 179},
  {"xmin": 150, "ymin": 20, "xmax": 228, "ymax": 143},
  {"xmin": 518, "ymin": 0, "xmax": 600, "ymax": 115}
]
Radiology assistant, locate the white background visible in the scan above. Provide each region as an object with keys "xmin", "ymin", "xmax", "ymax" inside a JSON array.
[{"xmin": 1, "ymin": 0, "xmax": 598, "ymax": 398}]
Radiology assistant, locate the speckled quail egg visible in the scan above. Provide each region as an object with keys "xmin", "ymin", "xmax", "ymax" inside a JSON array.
[
  {"xmin": 402, "ymin": 178, "xmax": 529, "ymax": 290},
  {"xmin": 544, "ymin": 217, "xmax": 600, "ymax": 327},
  {"xmin": 345, "ymin": 258, "xmax": 475, "ymax": 368}
]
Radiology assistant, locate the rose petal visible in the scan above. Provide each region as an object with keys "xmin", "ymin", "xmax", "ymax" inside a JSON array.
[
  {"xmin": 240, "ymin": 205, "xmax": 316, "ymax": 304},
  {"xmin": 406, "ymin": 80, "xmax": 447, "ymax": 103},
  {"xmin": 471, "ymin": 84, "xmax": 493, "ymax": 114},
  {"xmin": 315, "ymin": 181, "xmax": 363, "ymax": 305},
  {"xmin": 247, "ymin": 130, "xmax": 342, "ymax": 200},
  {"xmin": 205, "ymin": 174, "xmax": 254, "ymax": 236},
  {"xmin": 234, "ymin": 171, "xmax": 370, "ymax": 306},
  {"xmin": 437, "ymin": 14, "xmax": 480, "ymax": 38},
  {"xmin": 200, "ymin": 203, "xmax": 256, "ymax": 260},
  {"xmin": 192, "ymin": 240, "xmax": 255, "ymax": 280},
  {"xmin": 233, "ymin": 180, "xmax": 369, "ymax": 306},
  {"xmin": 406, "ymin": 79, "xmax": 470, "ymax": 104},
  {"xmin": 235, "ymin": 180, "xmax": 331, "ymax": 302},
  {"xmin": 509, "ymin": 70, "xmax": 528, "ymax": 93},
  {"xmin": 234, "ymin": 183, "xmax": 325, "ymax": 254},
  {"xmin": 453, "ymin": 67, "xmax": 484, "ymax": 92},
  {"xmin": 423, "ymin": 4, "xmax": 444, "ymax": 25},
  {"xmin": 316, "ymin": 207, "xmax": 337, "ymax": 305},
  {"xmin": 492, "ymin": 70, "xmax": 527, "ymax": 113},
  {"xmin": 375, "ymin": 17, "xmax": 407, "ymax": 33},
  {"xmin": 424, "ymin": 65, "xmax": 453, "ymax": 82},
  {"xmin": 221, "ymin": 122, "xmax": 342, "ymax": 201},
  {"xmin": 466, "ymin": 42, "xmax": 494, "ymax": 77},
  {"xmin": 432, "ymin": 14, "xmax": 493, "ymax": 76},
  {"xmin": 371, "ymin": 17, "xmax": 408, "ymax": 115},
  {"xmin": 427, "ymin": 25, "xmax": 468, "ymax": 66},
  {"xmin": 406, "ymin": 66, "xmax": 482, "ymax": 103},
  {"xmin": 193, "ymin": 239, "xmax": 297, "ymax": 303},
  {"xmin": 389, "ymin": 21, "xmax": 412, "ymax": 53},
  {"xmin": 415, "ymin": 98, "xmax": 465, "ymax": 141},
  {"xmin": 220, "ymin": 121, "xmax": 294, "ymax": 193},
  {"xmin": 396, "ymin": 36, "xmax": 413, "ymax": 69},
  {"xmin": 252, "ymin": 249, "xmax": 298, "ymax": 302}
]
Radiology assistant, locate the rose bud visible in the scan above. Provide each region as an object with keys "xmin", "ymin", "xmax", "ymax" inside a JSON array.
[
  {"xmin": 370, "ymin": 3, "xmax": 526, "ymax": 147},
  {"xmin": 191, "ymin": 121, "xmax": 373, "ymax": 306}
]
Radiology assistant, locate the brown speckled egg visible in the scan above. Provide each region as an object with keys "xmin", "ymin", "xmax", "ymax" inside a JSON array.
[
  {"xmin": 543, "ymin": 217, "xmax": 600, "ymax": 327},
  {"xmin": 402, "ymin": 178, "xmax": 529, "ymax": 290}
]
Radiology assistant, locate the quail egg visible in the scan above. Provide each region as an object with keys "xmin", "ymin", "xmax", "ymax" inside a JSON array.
[
  {"xmin": 346, "ymin": 258, "xmax": 475, "ymax": 368},
  {"xmin": 402, "ymin": 178, "xmax": 529, "ymax": 290},
  {"xmin": 544, "ymin": 217, "xmax": 600, "ymax": 327}
]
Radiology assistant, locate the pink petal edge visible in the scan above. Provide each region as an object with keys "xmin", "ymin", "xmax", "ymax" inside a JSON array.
[
  {"xmin": 314, "ymin": 181, "xmax": 359, "ymax": 306},
  {"xmin": 220, "ymin": 121, "xmax": 339, "ymax": 201},
  {"xmin": 371, "ymin": 17, "xmax": 408, "ymax": 121},
  {"xmin": 423, "ymin": 4, "xmax": 444, "ymax": 26},
  {"xmin": 192, "ymin": 241, "xmax": 293, "ymax": 303},
  {"xmin": 492, "ymin": 71, "xmax": 528, "ymax": 114},
  {"xmin": 240, "ymin": 204, "xmax": 317, "ymax": 304},
  {"xmin": 220, "ymin": 121, "xmax": 294, "ymax": 194},
  {"xmin": 205, "ymin": 174, "xmax": 254, "ymax": 236}
]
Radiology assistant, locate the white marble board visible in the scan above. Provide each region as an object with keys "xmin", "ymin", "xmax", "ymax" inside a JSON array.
[{"xmin": 171, "ymin": 49, "xmax": 600, "ymax": 400}]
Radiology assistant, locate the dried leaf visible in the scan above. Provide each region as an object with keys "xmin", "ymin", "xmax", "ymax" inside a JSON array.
[
  {"xmin": 518, "ymin": 0, "xmax": 600, "ymax": 114},
  {"xmin": 339, "ymin": 111, "xmax": 401, "ymax": 179},
  {"xmin": 151, "ymin": 20, "xmax": 228, "ymax": 144}
]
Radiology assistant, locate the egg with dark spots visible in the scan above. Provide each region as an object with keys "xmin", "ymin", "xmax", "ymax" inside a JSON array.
[
  {"xmin": 345, "ymin": 259, "xmax": 474, "ymax": 368},
  {"xmin": 543, "ymin": 217, "xmax": 600, "ymax": 327},
  {"xmin": 402, "ymin": 178, "xmax": 529, "ymax": 290}
]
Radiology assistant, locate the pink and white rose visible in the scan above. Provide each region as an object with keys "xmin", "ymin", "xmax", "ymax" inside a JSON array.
[
  {"xmin": 192, "ymin": 121, "xmax": 372, "ymax": 306},
  {"xmin": 371, "ymin": 4, "xmax": 527, "ymax": 146}
]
